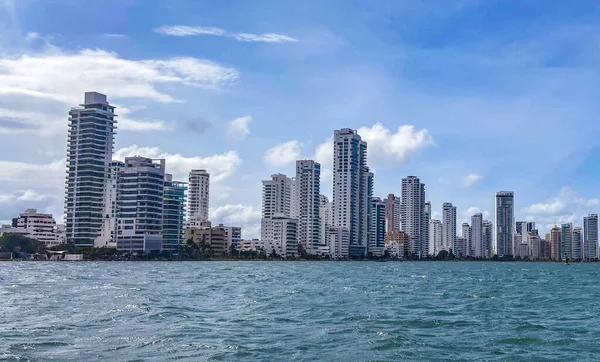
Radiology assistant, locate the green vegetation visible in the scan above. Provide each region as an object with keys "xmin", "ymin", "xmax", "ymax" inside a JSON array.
[{"xmin": 0, "ymin": 233, "xmax": 46, "ymax": 254}]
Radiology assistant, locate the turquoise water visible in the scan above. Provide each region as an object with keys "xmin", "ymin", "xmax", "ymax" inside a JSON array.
[{"xmin": 1, "ymin": 261, "xmax": 599, "ymax": 361}]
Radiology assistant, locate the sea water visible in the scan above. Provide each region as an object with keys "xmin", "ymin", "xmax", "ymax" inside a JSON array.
[{"xmin": 1, "ymin": 261, "xmax": 599, "ymax": 361}]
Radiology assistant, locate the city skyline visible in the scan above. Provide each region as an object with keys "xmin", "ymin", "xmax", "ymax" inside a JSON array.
[{"xmin": 0, "ymin": 1, "xmax": 600, "ymax": 240}]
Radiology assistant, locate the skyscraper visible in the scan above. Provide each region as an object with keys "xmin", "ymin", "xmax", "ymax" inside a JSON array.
[
  {"xmin": 163, "ymin": 174, "xmax": 187, "ymax": 252},
  {"xmin": 188, "ymin": 170, "xmax": 210, "ymax": 222},
  {"xmin": 462, "ymin": 222, "xmax": 472, "ymax": 257},
  {"xmin": 482, "ymin": 220, "xmax": 493, "ymax": 258},
  {"xmin": 116, "ymin": 157, "xmax": 165, "ymax": 252},
  {"xmin": 429, "ymin": 219, "xmax": 443, "ymax": 257},
  {"xmin": 495, "ymin": 191, "xmax": 514, "ymax": 256},
  {"xmin": 401, "ymin": 176, "xmax": 426, "ymax": 257},
  {"xmin": 550, "ymin": 226, "xmax": 561, "ymax": 261},
  {"xmin": 584, "ymin": 214, "xmax": 598, "ymax": 261},
  {"xmin": 65, "ymin": 92, "xmax": 117, "ymax": 247},
  {"xmin": 424, "ymin": 201, "xmax": 431, "ymax": 256},
  {"xmin": 295, "ymin": 160, "xmax": 321, "ymax": 254},
  {"xmin": 561, "ymin": 223, "xmax": 573, "ymax": 260},
  {"xmin": 368, "ymin": 197, "xmax": 386, "ymax": 257},
  {"xmin": 319, "ymin": 195, "xmax": 333, "ymax": 254},
  {"xmin": 384, "ymin": 194, "xmax": 401, "ymax": 233},
  {"xmin": 572, "ymin": 227, "xmax": 583, "ymax": 261},
  {"xmin": 471, "ymin": 213, "xmax": 483, "ymax": 258},
  {"xmin": 261, "ymin": 174, "xmax": 292, "ymax": 218},
  {"xmin": 332, "ymin": 128, "xmax": 370, "ymax": 257},
  {"xmin": 442, "ymin": 202, "xmax": 456, "ymax": 253}
]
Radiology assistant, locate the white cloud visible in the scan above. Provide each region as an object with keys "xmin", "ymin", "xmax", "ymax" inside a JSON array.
[
  {"xmin": 264, "ymin": 140, "xmax": 302, "ymax": 167},
  {"xmin": 17, "ymin": 189, "xmax": 47, "ymax": 202},
  {"xmin": 114, "ymin": 144, "xmax": 242, "ymax": 183},
  {"xmin": 227, "ymin": 115, "xmax": 252, "ymax": 139},
  {"xmin": 463, "ymin": 173, "xmax": 483, "ymax": 187},
  {"xmin": 357, "ymin": 123, "xmax": 434, "ymax": 163},
  {"xmin": 155, "ymin": 25, "xmax": 298, "ymax": 43},
  {"xmin": 0, "ymin": 48, "xmax": 238, "ymax": 134},
  {"xmin": 520, "ymin": 187, "xmax": 599, "ymax": 232},
  {"xmin": 117, "ymin": 105, "xmax": 170, "ymax": 131},
  {"xmin": 209, "ymin": 204, "xmax": 261, "ymax": 238}
]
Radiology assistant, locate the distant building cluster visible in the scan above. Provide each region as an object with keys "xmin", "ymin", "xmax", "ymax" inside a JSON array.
[{"xmin": 6, "ymin": 91, "xmax": 598, "ymax": 261}]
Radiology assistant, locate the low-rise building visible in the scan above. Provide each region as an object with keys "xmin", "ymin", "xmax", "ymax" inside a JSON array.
[{"xmin": 185, "ymin": 221, "xmax": 229, "ymax": 257}]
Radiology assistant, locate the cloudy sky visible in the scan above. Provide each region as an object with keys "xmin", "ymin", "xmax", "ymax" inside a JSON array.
[{"xmin": 1, "ymin": 0, "xmax": 599, "ymax": 238}]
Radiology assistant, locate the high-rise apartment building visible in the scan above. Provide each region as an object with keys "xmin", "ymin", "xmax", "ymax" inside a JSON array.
[
  {"xmin": 482, "ymin": 220, "xmax": 493, "ymax": 258},
  {"xmin": 471, "ymin": 213, "xmax": 483, "ymax": 258},
  {"xmin": 401, "ymin": 176, "xmax": 426, "ymax": 257},
  {"xmin": 384, "ymin": 194, "xmax": 401, "ymax": 233},
  {"xmin": 572, "ymin": 227, "xmax": 583, "ymax": 261},
  {"xmin": 116, "ymin": 157, "xmax": 165, "ymax": 252},
  {"xmin": 583, "ymin": 214, "xmax": 598, "ymax": 261},
  {"xmin": 319, "ymin": 195, "xmax": 333, "ymax": 254},
  {"xmin": 561, "ymin": 223, "xmax": 573, "ymax": 260},
  {"xmin": 495, "ymin": 191, "xmax": 514, "ymax": 256},
  {"xmin": 368, "ymin": 197, "xmax": 386, "ymax": 257},
  {"xmin": 188, "ymin": 170, "xmax": 210, "ymax": 222},
  {"xmin": 65, "ymin": 92, "xmax": 117, "ymax": 247},
  {"xmin": 442, "ymin": 202, "xmax": 456, "ymax": 253},
  {"xmin": 295, "ymin": 160, "xmax": 321, "ymax": 254},
  {"xmin": 262, "ymin": 174, "xmax": 292, "ymax": 219},
  {"xmin": 332, "ymin": 128, "xmax": 370, "ymax": 257},
  {"xmin": 462, "ymin": 222, "xmax": 472, "ymax": 257},
  {"xmin": 429, "ymin": 219, "xmax": 443, "ymax": 257},
  {"xmin": 424, "ymin": 201, "xmax": 431, "ymax": 256},
  {"xmin": 550, "ymin": 226, "xmax": 561, "ymax": 261},
  {"xmin": 260, "ymin": 173, "xmax": 297, "ymax": 257},
  {"xmin": 98, "ymin": 160, "xmax": 124, "ymax": 248},
  {"xmin": 163, "ymin": 174, "xmax": 187, "ymax": 252}
]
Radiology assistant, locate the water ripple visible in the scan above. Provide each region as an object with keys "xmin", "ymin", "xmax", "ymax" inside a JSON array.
[{"xmin": 1, "ymin": 261, "xmax": 600, "ymax": 360}]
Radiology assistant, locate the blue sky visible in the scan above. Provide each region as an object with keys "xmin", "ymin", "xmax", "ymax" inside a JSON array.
[{"xmin": 1, "ymin": 0, "xmax": 599, "ymax": 237}]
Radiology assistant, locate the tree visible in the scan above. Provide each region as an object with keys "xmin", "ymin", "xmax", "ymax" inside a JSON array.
[{"xmin": 0, "ymin": 233, "xmax": 45, "ymax": 254}]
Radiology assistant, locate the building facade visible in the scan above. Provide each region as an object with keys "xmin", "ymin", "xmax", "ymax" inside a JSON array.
[
  {"xmin": 462, "ymin": 222, "xmax": 472, "ymax": 258},
  {"xmin": 332, "ymin": 128, "xmax": 370, "ymax": 257},
  {"xmin": 65, "ymin": 92, "xmax": 116, "ymax": 247},
  {"xmin": 583, "ymin": 214, "xmax": 598, "ymax": 261},
  {"xmin": 495, "ymin": 191, "xmax": 514, "ymax": 256},
  {"xmin": 442, "ymin": 202, "xmax": 456, "ymax": 253},
  {"xmin": 368, "ymin": 197, "xmax": 386, "ymax": 257},
  {"xmin": 261, "ymin": 215, "xmax": 298, "ymax": 258},
  {"xmin": 163, "ymin": 174, "xmax": 187, "ymax": 252},
  {"xmin": 384, "ymin": 194, "xmax": 401, "ymax": 233},
  {"xmin": 471, "ymin": 213, "xmax": 483, "ymax": 258},
  {"xmin": 12, "ymin": 209, "xmax": 61, "ymax": 246},
  {"xmin": 561, "ymin": 223, "xmax": 573, "ymax": 260},
  {"xmin": 429, "ymin": 219, "xmax": 443, "ymax": 257},
  {"xmin": 482, "ymin": 220, "xmax": 493, "ymax": 258},
  {"xmin": 188, "ymin": 169, "xmax": 210, "ymax": 222},
  {"xmin": 572, "ymin": 226, "xmax": 583, "ymax": 261},
  {"xmin": 295, "ymin": 160, "xmax": 321, "ymax": 254},
  {"xmin": 550, "ymin": 226, "xmax": 562, "ymax": 261},
  {"xmin": 116, "ymin": 157, "xmax": 165, "ymax": 252},
  {"xmin": 401, "ymin": 176, "xmax": 426, "ymax": 257}
]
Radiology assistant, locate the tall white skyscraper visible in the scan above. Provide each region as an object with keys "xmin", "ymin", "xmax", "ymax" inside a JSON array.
[
  {"xmin": 401, "ymin": 176, "xmax": 426, "ymax": 257},
  {"xmin": 296, "ymin": 160, "xmax": 321, "ymax": 254},
  {"xmin": 583, "ymin": 214, "xmax": 598, "ymax": 261},
  {"xmin": 261, "ymin": 174, "xmax": 292, "ymax": 218},
  {"xmin": 471, "ymin": 213, "xmax": 483, "ymax": 258},
  {"xmin": 98, "ymin": 160, "xmax": 124, "ymax": 248},
  {"xmin": 260, "ymin": 174, "xmax": 296, "ymax": 257},
  {"xmin": 442, "ymin": 202, "xmax": 456, "ymax": 253},
  {"xmin": 332, "ymin": 128, "xmax": 370, "ymax": 257},
  {"xmin": 429, "ymin": 219, "xmax": 443, "ymax": 257},
  {"xmin": 65, "ymin": 92, "xmax": 117, "ymax": 247},
  {"xmin": 116, "ymin": 157, "xmax": 165, "ymax": 252},
  {"xmin": 368, "ymin": 197, "xmax": 386, "ymax": 257},
  {"xmin": 495, "ymin": 191, "xmax": 514, "ymax": 256},
  {"xmin": 188, "ymin": 169, "xmax": 210, "ymax": 222}
]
